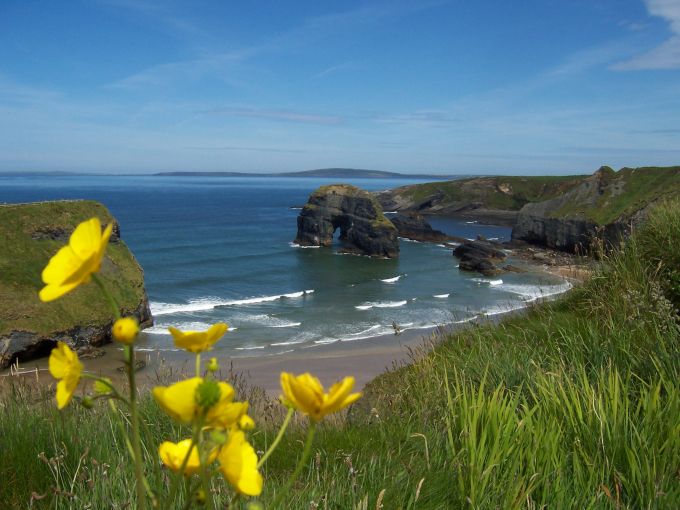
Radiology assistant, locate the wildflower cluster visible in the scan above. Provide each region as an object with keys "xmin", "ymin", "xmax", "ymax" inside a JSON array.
[{"xmin": 40, "ymin": 217, "xmax": 361, "ymax": 508}]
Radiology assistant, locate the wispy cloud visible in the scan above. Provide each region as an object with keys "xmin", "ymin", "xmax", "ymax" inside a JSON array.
[
  {"xmin": 198, "ymin": 107, "xmax": 342, "ymax": 125},
  {"xmin": 106, "ymin": 1, "xmax": 447, "ymax": 91},
  {"xmin": 312, "ymin": 61, "xmax": 357, "ymax": 79},
  {"xmin": 611, "ymin": 0, "xmax": 680, "ymax": 70},
  {"xmin": 367, "ymin": 110, "xmax": 460, "ymax": 126}
]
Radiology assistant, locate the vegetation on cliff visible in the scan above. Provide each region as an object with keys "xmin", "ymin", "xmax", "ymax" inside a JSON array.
[
  {"xmin": 550, "ymin": 166, "xmax": 680, "ymax": 224},
  {"xmin": 379, "ymin": 174, "xmax": 586, "ymax": 214},
  {"xmin": 2, "ymin": 199, "xmax": 679, "ymax": 508},
  {"xmin": 0, "ymin": 200, "xmax": 150, "ymax": 365}
]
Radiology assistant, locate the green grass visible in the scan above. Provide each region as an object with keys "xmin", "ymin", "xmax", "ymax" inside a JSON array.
[
  {"xmin": 0, "ymin": 200, "xmax": 147, "ymax": 338},
  {"xmin": 552, "ymin": 166, "xmax": 680, "ymax": 224},
  {"xmin": 394, "ymin": 174, "xmax": 586, "ymax": 210},
  {"xmin": 2, "ymin": 201, "xmax": 680, "ymax": 508}
]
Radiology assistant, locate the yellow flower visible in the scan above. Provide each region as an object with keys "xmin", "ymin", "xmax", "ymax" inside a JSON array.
[
  {"xmin": 159, "ymin": 439, "xmax": 217, "ymax": 476},
  {"xmin": 218, "ymin": 429, "xmax": 262, "ymax": 496},
  {"xmin": 280, "ymin": 372, "xmax": 362, "ymax": 422},
  {"xmin": 112, "ymin": 317, "xmax": 139, "ymax": 344},
  {"xmin": 168, "ymin": 323, "xmax": 228, "ymax": 353},
  {"xmin": 153, "ymin": 377, "xmax": 248, "ymax": 428},
  {"xmin": 48, "ymin": 342, "xmax": 84, "ymax": 409},
  {"xmin": 39, "ymin": 217, "xmax": 113, "ymax": 302},
  {"xmin": 238, "ymin": 414, "xmax": 255, "ymax": 431}
]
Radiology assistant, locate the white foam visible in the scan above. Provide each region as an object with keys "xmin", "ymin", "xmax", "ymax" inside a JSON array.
[
  {"xmin": 499, "ymin": 282, "xmax": 572, "ymax": 302},
  {"xmin": 271, "ymin": 321, "xmax": 302, "ymax": 328},
  {"xmin": 151, "ymin": 290, "xmax": 314, "ymax": 316},
  {"xmin": 145, "ymin": 321, "xmax": 221, "ymax": 334},
  {"xmin": 433, "ymin": 293, "xmax": 450, "ymax": 298},
  {"xmin": 348, "ymin": 324, "xmax": 383, "ymax": 336},
  {"xmin": 399, "ymin": 237, "xmax": 421, "ymax": 243},
  {"xmin": 481, "ymin": 302, "xmax": 528, "ymax": 316},
  {"xmin": 235, "ymin": 345, "xmax": 265, "ymax": 350},
  {"xmin": 270, "ymin": 339, "xmax": 305, "ymax": 346},
  {"xmin": 436, "ymin": 244, "xmax": 446, "ymax": 248},
  {"xmin": 314, "ymin": 338, "xmax": 339, "ymax": 345},
  {"xmin": 465, "ymin": 221, "xmax": 477, "ymax": 224},
  {"xmin": 355, "ymin": 300, "xmax": 408, "ymax": 310},
  {"xmin": 472, "ymin": 278, "xmax": 504, "ymax": 286},
  {"xmin": 381, "ymin": 274, "xmax": 405, "ymax": 284},
  {"xmin": 289, "ymin": 242, "xmax": 320, "ymax": 249},
  {"xmin": 384, "ymin": 211, "xmax": 398, "ymax": 214}
]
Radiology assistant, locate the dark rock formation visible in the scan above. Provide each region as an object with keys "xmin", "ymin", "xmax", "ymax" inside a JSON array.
[
  {"xmin": 454, "ymin": 240, "xmax": 507, "ymax": 276},
  {"xmin": 389, "ymin": 211, "xmax": 450, "ymax": 243},
  {"xmin": 294, "ymin": 184, "xmax": 399, "ymax": 258},
  {"xmin": 512, "ymin": 167, "xmax": 634, "ymax": 253}
]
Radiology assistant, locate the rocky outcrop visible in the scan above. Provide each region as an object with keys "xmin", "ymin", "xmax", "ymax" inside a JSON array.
[
  {"xmin": 0, "ymin": 200, "xmax": 152, "ymax": 368},
  {"xmin": 511, "ymin": 167, "xmax": 639, "ymax": 253},
  {"xmin": 294, "ymin": 184, "xmax": 399, "ymax": 258},
  {"xmin": 454, "ymin": 240, "xmax": 507, "ymax": 276},
  {"xmin": 388, "ymin": 211, "xmax": 450, "ymax": 243}
]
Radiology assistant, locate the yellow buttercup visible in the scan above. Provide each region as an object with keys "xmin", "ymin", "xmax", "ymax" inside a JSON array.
[
  {"xmin": 39, "ymin": 217, "xmax": 113, "ymax": 302},
  {"xmin": 168, "ymin": 323, "xmax": 228, "ymax": 353},
  {"xmin": 218, "ymin": 429, "xmax": 263, "ymax": 496},
  {"xmin": 48, "ymin": 342, "xmax": 84, "ymax": 409},
  {"xmin": 280, "ymin": 372, "xmax": 362, "ymax": 422},
  {"xmin": 159, "ymin": 439, "xmax": 216, "ymax": 476},
  {"xmin": 112, "ymin": 317, "xmax": 139, "ymax": 344}
]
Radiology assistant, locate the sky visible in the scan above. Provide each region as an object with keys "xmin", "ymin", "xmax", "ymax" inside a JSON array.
[{"xmin": 1, "ymin": 0, "xmax": 679, "ymax": 175}]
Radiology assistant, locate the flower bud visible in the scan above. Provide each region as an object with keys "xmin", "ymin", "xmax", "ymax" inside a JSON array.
[
  {"xmin": 210, "ymin": 430, "xmax": 227, "ymax": 445},
  {"xmin": 194, "ymin": 488, "xmax": 207, "ymax": 505},
  {"xmin": 112, "ymin": 317, "xmax": 139, "ymax": 345},
  {"xmin": 81, "ymin": 396, "xmax": 94, "ymax": 409},
  {"xmin": 207, "ymin": 357, "xmax": 219, "ymax": 373},
  {"xmin": 195, "ymin": 379, "xmax": 221, "ymax": 410}
]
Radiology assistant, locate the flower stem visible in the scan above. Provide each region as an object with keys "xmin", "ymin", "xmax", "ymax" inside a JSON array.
[
  {"xmin": 272, "ymin": 421, "xmax": 317, "ymax": 507},
  {"xmin": 195, "ymin": 353, "xmax": 201, "ymax": 378},
  {"xmin": 257, "ymin": 407, "xmax": 294, "ymax": 469},
  {"xmin": 126, "ymin": 344, "xmax": 148, "ymax": 510}
]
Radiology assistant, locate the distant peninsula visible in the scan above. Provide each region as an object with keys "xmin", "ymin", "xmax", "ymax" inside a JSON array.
[{"xmin": 154, "ymin": 168, "xmax": 462, "ymax": 180}]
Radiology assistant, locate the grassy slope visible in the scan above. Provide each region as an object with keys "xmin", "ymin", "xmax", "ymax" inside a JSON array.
[
  {"xmin": 552, "ymin": 166, "xmax": 680, "ymax": 224},
  {"xmin": 0, "ymin": 200, "xmax": 146, "ymax": 336},
  {"xmin": 393, "ymin": 174, "xmax": 586, "ymax": 210},
  {"xmin": 1, "ymin": 201, "xmax": 679, "ymax": 508}
]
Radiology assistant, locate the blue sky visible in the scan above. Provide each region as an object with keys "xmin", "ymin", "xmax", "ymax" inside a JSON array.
[{"xmin": 1, "ymin": 0, "xmax": 679, "ymax": 175}]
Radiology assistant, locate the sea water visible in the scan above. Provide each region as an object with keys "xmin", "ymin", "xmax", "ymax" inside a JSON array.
[{"xmin": 0, "ymin": 175, "xmax": 570, "ymax": 356}]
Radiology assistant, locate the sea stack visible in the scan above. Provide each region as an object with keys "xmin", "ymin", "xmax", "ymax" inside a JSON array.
[{"xmin": 294, "ymin": 184, "xmax": 399, "ymax": 258}]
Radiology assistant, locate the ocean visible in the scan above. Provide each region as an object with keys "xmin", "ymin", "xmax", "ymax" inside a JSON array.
[{"xmin": 0, "ymin": 174, "xmax": 570, "ymax": 356}]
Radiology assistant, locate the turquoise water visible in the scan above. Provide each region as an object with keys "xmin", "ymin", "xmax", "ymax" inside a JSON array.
[{"xmin": 0, "ymin": 175, "xmax": 569, "ymax": 356}]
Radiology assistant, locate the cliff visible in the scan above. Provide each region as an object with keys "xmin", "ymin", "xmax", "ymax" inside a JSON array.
[
  {"xmin": 294, "ymin": 184, "xmax": 399, "ymax": 258},
  {"xmin": 0, "ymin": 200, "xmax": 152, "ymax": 367},
  {"xmin": 375, "ymin": 175, "xmax": 586, "ymax": 225},
  {"xmin": 512, "ymin": 166, "xmax": 680, "ymax": 252}
]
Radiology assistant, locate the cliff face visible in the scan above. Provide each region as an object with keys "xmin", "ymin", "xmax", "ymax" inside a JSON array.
[
  {"xmin": 375, "ymin": 175, "xmax": 586, "ymax": 225},
  {"xmin": 511, "ymin": 166, "xmax": 680, "ymax": 252},
  {"xmin": 294, "ymin": 184, "xmax": 399, "ymax": 258},
  {"xmin": 0, "ymin": 200, "xmax": 152, "ymax": 367}
]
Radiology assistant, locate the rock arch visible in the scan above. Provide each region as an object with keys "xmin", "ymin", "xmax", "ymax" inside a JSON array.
[{"xmin": 294, "ymin": 184, "xmax": 399, "ymax": 258}]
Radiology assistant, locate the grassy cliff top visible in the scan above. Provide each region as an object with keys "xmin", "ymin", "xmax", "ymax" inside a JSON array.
[
  {"xmin": 551, "ymin": 166, "xmax": 680, "ymax": 224},
  {"xmin": 390, "ymin": 174, "xmax": 587, "ymax": 210},
  {"xmin": 0, "ymin": 200, "xmax": 146, "ymax": 337}
]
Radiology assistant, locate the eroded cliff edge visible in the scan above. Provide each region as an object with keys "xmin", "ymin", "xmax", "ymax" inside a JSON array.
[
  {"xmin": 294, "ymin": 184, "xmax": 399, "ymax": 258},
  {"xmin": 511, "ymin": 166, "xmax": 680, "ymax": 252},
  {"xmin": 0, "ymin": 200, "xmax": 152, "ymax": 367}
]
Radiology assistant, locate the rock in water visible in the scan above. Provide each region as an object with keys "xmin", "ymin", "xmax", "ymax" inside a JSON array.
[
  {"xmin": 389, "ymin": 211, "xmax": 450, "ymax": 243},
  {"xmin": 453, "ymin": 240, "xmax": 507, "ymax": 276},
  {"xmin": 294, "ymin": 184, "xmax": 399, "ymax": 258},
  {"xmin": 0, "ymin": 200, "xmax": 152, "ymax": 368}
]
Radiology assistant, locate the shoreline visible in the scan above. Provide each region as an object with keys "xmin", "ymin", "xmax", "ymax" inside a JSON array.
[{"xmin": 1, "ymin": 294, "xmax": 565, "ymax": 396}]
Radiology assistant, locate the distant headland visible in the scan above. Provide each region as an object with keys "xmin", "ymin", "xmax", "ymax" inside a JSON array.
[{"xmin": 154, "ymin": 168, "xmax": 463, "ymax": 180}]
